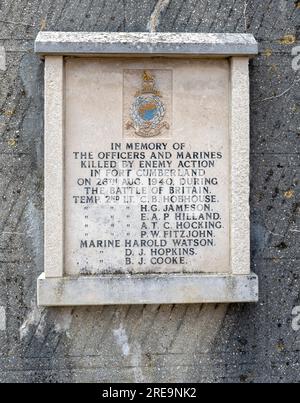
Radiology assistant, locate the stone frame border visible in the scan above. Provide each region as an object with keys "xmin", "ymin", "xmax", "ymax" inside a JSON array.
[
  {"xmin": 35, "ymin": 32, "xmax": 258, "ymax": 57},
  {"xmin": 35, "ymin": 32, "xmax": 259, "ymax": 306}
]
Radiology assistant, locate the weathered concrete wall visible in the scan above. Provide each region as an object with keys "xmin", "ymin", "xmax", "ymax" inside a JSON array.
[{"xmin": 0, "ymin": 0, "xmax": 299, "ymax": 383}]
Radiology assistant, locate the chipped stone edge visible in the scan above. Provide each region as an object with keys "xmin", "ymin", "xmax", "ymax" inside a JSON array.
[
  {"xmin": 35, "ymin": 32, "xmax": 258, "ymax": 56},
  {"xmin": 37, "ymin": 273, "xmax": 259, "ymax": 306}
]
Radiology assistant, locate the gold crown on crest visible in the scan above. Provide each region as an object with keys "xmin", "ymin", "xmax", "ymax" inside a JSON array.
[{"xmin": 135, "ymin": 70, "xmax": 161, "ymax": 97}]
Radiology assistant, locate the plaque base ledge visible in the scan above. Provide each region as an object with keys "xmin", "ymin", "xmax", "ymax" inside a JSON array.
[{"xmin": 37, "ymin": 273, "xmax": 258, "ymax": 306}]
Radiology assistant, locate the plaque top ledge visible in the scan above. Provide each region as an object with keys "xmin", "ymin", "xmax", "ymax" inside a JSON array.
[{"xmin": 35, "ymin": 32, "xmax": 258, "ymax": 57}]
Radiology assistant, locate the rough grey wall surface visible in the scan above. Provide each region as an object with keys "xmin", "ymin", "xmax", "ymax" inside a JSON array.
[{"xmin": 0, "ymin": 0, "xmax": 299, "ymax": 383}]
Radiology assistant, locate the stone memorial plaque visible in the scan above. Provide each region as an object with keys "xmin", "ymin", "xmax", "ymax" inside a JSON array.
[{"xmin": 35, "ymin": 32, "xmax": 259, "ymax": 306}]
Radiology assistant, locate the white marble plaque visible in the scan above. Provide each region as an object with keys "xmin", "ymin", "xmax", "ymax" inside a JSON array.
[
  {"xmin": 36, "ymin": 32, "xmax": 259, "ymax": 305},
  {"xmin": 65, "ymin": 58, "xmax": 230, "ymax": 276}
]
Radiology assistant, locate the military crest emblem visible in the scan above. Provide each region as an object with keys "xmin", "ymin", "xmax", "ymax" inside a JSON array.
[{"xmin": 126, "ymin": 70, "xmax": 170, "ymax": 138}]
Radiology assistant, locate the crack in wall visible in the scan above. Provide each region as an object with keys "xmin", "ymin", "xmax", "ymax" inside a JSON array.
[{"xmin": 148, "ymin": 0, "xmax": 170, "ymax": 32}]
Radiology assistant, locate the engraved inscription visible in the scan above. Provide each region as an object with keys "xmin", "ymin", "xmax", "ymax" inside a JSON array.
[{"xmin": 64, "ymin": 58, "xmax": 230, "ymax": 276}]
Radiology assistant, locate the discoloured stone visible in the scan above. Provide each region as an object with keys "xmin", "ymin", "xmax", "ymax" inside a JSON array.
[
  {"xmin": 0, "ymin": 46, "xmax": 6, "ymax": 71},
  {"xmin": 148, "ymin": 0, "xmax": 171, "ymax": 33},
  {"xmin": 37, "ymin": 273, "xmax": 258, "ymax": 306},
  {"xmin": 0, "ymin": 307, "xmax": 6, "ymax": 331}
]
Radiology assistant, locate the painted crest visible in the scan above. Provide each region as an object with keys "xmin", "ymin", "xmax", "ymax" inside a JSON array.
[{"xmin": 126, "ymin": 70, "xmax": 170, "ymax": 137}]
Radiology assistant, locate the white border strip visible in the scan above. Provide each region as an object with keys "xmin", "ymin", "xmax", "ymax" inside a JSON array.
[
  {"xmin": 230, "ymin": 57, "xmax": 250, "ymax": 275},
  {"xmin": 44, "ymin": 56, "xmax": 64, "ymax": 277}
]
